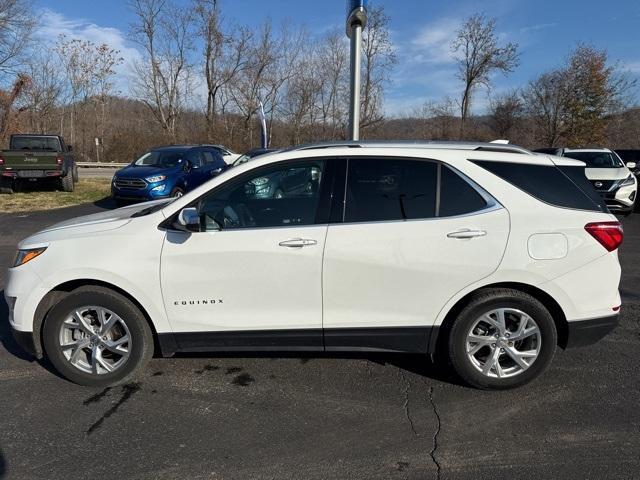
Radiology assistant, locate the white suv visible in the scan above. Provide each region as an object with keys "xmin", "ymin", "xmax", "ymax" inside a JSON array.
[
  {"xmin": 534, "ymin": 147, "xmax": 637, "ymax": 215},
  {"xmin": 5, "ymin": 142, "xmax": 623, "ymax": 389}
]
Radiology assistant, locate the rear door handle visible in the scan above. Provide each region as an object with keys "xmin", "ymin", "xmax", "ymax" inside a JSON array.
[
  {"xmin": 447, "ymin": 229, "xmax": 487, "ymax": 239},
  {"xmin": 279, "ymin": 238, "xmax": 317, "ymax": 248}
]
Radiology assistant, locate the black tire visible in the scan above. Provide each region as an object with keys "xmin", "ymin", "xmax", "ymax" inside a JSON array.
[
  {"xmin": 448, "ymin": 288, "xmax": 557, "ymax": 390},
  {"xmin": 42, "ymin": 286, "xmax": 154, "ymax": 387},
  {"xmin": 61, "ymin": 168, "xmax": 74, "ymax": 192},
  {"xmin": 170, "ymin": 187, "xmax": 184, "ymax": 198},
  {"xmin": 0, "ymin": 177, "xmax": 13, "ymax": 194}
]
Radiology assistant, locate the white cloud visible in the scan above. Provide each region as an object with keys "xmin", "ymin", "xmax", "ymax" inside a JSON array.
[
  {"xmin": 409, "ymin": 18, "xmax": 460, "ymax": 65},
  {"xmin": 623, "ymin": 61, "xmax": 640, "ymax": 73},
  {"xmin": 35, "ymin": 9, "xmax": 142, "ymax": 95}
]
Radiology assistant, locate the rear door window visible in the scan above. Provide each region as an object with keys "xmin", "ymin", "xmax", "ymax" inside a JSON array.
[
  {"xmin": 344, "ymin": 158, "xmax": 437, "ymax": 222},
  {"xmin": 343, "ymin": 158, "xmax": 492, "ymax": 223},
  {"xmin": 439, "ymin": 165, "xmax": 488, "ymax": 217}
]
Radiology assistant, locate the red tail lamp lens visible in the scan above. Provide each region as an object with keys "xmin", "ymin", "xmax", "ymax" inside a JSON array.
[{"xmin": 585, "ymin": 222, "xmax": 623, "ymax": 252}]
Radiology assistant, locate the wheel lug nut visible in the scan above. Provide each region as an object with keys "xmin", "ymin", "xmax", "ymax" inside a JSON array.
[
  {"xmin": 491, "ymin": 343, "xmax": 496, "ymax": 347},
  {"xmin": 508, "ymin": 342, "xmax": 513, "ymax": 347},
  {"xmin": 500, "ymin": 348, "xmax": 505, "ymax": 353}
]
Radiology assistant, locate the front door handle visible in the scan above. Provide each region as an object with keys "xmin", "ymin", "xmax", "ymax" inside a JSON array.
[
  {"xmin": 278, "ymin": 238, "xmax": 317, "ymax": 248},
  {"xmin": 447, "ymin": 229, "xmax": 487, "ymax": 239}
]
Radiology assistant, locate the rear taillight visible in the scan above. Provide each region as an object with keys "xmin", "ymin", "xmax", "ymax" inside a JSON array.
[
  {"xmin": 56, "ymin": 156, "xmax": 63, "ymax": 165},
  {"xmin": 585, "ymin": 221, "xmax": 623, "ymax": 252}
]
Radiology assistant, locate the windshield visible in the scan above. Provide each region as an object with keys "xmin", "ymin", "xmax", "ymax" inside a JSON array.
[
  {"xmin": 11, "ymin": 136, "xmax": 61, "ymax": 151},
  {"xmin": 134, "ymin": 150, "xmax": 184, "ymax": 168},
  {"xmin": 563, "ymin": 151, "xmax": 624, "ymax": 168}
]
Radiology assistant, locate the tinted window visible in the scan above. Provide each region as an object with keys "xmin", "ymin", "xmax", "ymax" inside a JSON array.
[
  {"xmin": 345, "ymin": 158, "xmax": 437, "ymax": 222},
  {"xmin": 135, "ymin": 150, "xmax": 184, "ymax": 167},
  {"xmin": 440, "ymin": 166, "xmax": 488, "ymax": 217},
  {"xmin": 202, "ymin": 150, "xmax": 225, "ymax": 168},
  {"xmin": 11, "ymin": 136, "xmax": 61, "ymax": 151},
  {"xmin": 472, "ymin": 160, "xmax": 605, "ymax": 212},
  {"xmin": 562, "ymin": 151, "xmax": 623, "ymax": 168},
  {"xmin": 197, "ymin": 160, "xmax": 325, "ymax": 231},
  {"xmin": 557, "ymin": 166, "xmax": 608, "ymax": 211},
  {"xmin": 186, "ymin": 150, "xmax": 202, "ymax": 168}
]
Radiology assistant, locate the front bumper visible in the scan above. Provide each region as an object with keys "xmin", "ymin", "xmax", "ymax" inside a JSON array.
[
  {"xmin": 9, "ymin": 325, "xmax": 38, "ymax": 357},
  {"xmin": 565, "ymin": 314, "xmax": 619, "ymax": 348}
]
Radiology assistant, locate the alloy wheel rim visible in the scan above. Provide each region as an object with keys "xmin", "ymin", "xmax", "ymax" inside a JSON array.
[
  {"xmin": 466, "ymin": 308, "xmax": 541, "ymax": 379},
  {"xmin": 58, "ymin": 306, "xmax": 131, "ymax": 375},
  {"xmin": 174, "ymin": 191, "xmax": 183, "ymax": 198}
]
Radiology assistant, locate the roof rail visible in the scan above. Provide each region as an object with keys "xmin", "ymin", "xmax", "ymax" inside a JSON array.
[{"xmin": 287, "ymin": 140, "xmax": 532, "ymax": 155}]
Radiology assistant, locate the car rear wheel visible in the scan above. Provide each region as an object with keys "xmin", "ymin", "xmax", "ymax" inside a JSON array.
[
  {"xmin": 448, "ymin": 288, "xmax": 557, "ymax": 389},
  {"xmin": 60, "ymin": 169, "xmax": 74, "ymax": 192},
  {"xmin": 0, "ymin": 177, "xmax": 13, "ymax": 194},
  {"xmin": 42, "ymin": 286, "xmax": 153, "ymax": 387}
]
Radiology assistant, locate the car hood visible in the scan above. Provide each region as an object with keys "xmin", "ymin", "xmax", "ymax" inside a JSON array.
[
  {"xmin": 115, "ymin": 165, "xmax": 176, "ymax": 178},
  {"xmin": 19, "ymin": 200, "xmax": 170, "ymax": 248},
  {"xmin": 585, "ymin": 168, "xmax": 629, "ymax": 181}
]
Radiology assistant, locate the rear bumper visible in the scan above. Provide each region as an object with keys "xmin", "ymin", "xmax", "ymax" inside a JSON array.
[{"xmin": 565, "ymin": 314, "xmax": 619, "ymax": 348}]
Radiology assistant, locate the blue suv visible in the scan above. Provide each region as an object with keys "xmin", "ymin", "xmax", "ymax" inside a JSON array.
[{"xmin": 112, "ymin": 145, "xmax": 228, "ymax": 205}]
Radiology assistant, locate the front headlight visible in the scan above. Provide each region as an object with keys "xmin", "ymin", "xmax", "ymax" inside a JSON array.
[
  {"xmin": 620, "ymin": 174, "xmax": 635, "ymax": 187},
  {"xmin": 13, "ymin": 247, "xmax": 47, "ymax": 268},
  {"xmin": 145, "ymin": 175, "xmax": 166, "ymax": 183}
]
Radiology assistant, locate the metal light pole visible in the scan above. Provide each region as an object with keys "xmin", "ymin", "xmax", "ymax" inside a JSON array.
[{"xmin": 346, "ymin": 1, "xmax": 367, "ymax": 141}]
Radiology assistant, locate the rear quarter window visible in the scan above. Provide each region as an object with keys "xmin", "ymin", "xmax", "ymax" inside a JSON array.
[{"xmin": 472, "ymin": 160, "xmax": 606, "ymax": 213}]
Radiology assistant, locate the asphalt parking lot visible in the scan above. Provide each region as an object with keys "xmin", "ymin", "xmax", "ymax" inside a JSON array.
[{"xmin": 0, "ymin": 202, "xmax": 639, "ymax": 480}]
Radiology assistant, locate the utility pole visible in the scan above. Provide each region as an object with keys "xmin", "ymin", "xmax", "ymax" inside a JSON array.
[{"xmin": 346, "ymin": 1, "xmax": 367, "ymax": 141}]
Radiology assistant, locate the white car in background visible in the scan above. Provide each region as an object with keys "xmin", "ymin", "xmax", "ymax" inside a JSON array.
[
  {"xmin": 6, "ymin": 141, "xmax": 623, "ymax": 390},
  {"xmin": 535, "ymin": 147, "xmax": 637, "ymax": 215}
]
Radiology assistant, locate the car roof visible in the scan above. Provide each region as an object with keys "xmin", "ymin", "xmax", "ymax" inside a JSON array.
[{"xmin": 151, "ymin": 144, "xmax": 230, "ymax": 151}]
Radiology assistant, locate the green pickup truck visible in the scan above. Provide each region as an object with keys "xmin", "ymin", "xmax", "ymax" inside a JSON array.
[{"xmin": 0, "ymin": 134, "xmax": 78, "ymax": 194}]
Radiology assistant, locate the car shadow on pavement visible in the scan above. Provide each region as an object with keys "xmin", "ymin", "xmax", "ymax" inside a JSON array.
[
  {"xmin": 0, "ymin": 292, "xmax": 34, "ymax": 362},
  {"xmin": 177, "ymin": 351, "xmax": 465, "ymax": 386},
  {"xmin": 93, "ymin": 196, "xmax": 119, "ymax": 210}
]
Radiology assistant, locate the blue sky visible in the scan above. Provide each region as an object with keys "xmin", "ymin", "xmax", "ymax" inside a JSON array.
[{"xmin": 35, "ymin": 0, "xmax": 640, "ymax": 116}]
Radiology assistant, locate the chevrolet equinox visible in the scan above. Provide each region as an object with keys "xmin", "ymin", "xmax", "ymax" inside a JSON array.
[{"xmin": 6, "ymin": 142, "xmax": 623, "ymax": 389}]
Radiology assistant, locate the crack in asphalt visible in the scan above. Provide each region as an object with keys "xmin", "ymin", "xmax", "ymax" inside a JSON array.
[
  {"xmin": 398, "ymin": 369, "xmax": 418, "ymax": 436},
  {"xmin": 427, "ymin": 386, "xmax": 443, "ymax": 480}
]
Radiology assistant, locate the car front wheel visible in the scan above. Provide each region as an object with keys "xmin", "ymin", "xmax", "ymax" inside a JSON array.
[
  {"xmin": 448, "ymin": 288, "xmax": 557, "ymax": 389},
  {"xmin": 42, "ymin": 286, "xmax": 153, "ymax": 387}
]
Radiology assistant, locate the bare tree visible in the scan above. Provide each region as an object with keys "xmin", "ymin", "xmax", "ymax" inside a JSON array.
[
  {"xmin": 451, "ymin": 14, "xmax": 519, "ymax": 138},
  {"xmin": 193, "ymin": 0, "xmax": 249, "ymax": 139},
  {"xmin": 360, "ymin": 5, "xmax": 396, "ymax": 132},
  {"xmin": 316, "ymin": 30, "xmax": 348, "ymax": 139},
  {"xmin": 521, "ymin": 70, "xmax": 568, "ymax": 147},
  {"xmin": 0, "ymin": 0, "xmax": 35, "ymax": 79},
  {"xmin": 488, "ymin": 91, "xmax": 523, "ymax": 139},
  {"xmin": 21, "ymin": 51, "xmax": 63, "ymax": 133},
  {"xmin": 129, "ymin": 0, "xmax": 195, "ymax": 140}
]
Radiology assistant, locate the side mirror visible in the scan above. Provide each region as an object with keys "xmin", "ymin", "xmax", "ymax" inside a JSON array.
[
  {"xmin": 176, "ymin": 207, "xmax": 200, "ymax": 232},
  {"xmin": 66, "ymin": 145, "xmax": 73, "ymax": 152},
  {"xmin": 626, "ymin": 162, "xmax": 637, "ymax": 170}
]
